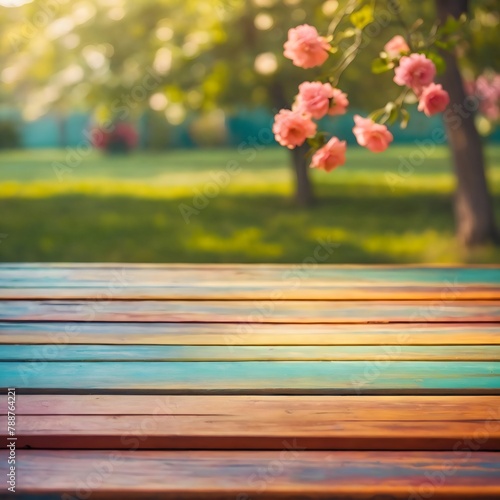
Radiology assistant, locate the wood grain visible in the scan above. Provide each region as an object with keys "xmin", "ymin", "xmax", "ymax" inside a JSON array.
[
  {"xmin": 3, "ymin": 285, "xmax": 499, "ymax": 300},
  {"xmin": 1, "ymin": 449, "xmax": 499, "ymax": 499},
  {"xmin": 1, "ymin": 300, "xmax": 499, "ymax": 323},
  {"xmin": 3, "ymin": 395, "xmax": 498, "ymax": 420},
  {"xmin": 10, "ymin": 415, "xmax": 500, "ymax": 450},
  {"xmin": 2, "ymin": 322, "xmax": 499, "ymax": 345},
  {"xmin": 2, "ymin": 361, "xmax": 500, "ymax": 393},
  {"xmin": 1, "ymin": 265, "xmax": 499, "ymax": 300},
  {"xmin": 2, "ymin": 344, "xmax": 500, "ymax": 361},
  {"xmin": 2, "ymin": 263, "xmax": 499, "ymax": 498}
]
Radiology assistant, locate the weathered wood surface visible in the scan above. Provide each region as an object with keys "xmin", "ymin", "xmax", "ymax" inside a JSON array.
[
  {"xmin": 1, "ymin": 450, "xmax": 499, "ymax": 499},
  {"xmin": 2, "ymin": 322, "xmax": 499, "ymax": 345},
  {"xmin": 2, "ymin": 394, "xmax": 497, "ymax": 419},
  {"xmin": 9, "ymin": 415, "xmax": 500, "ymax": 450},
  {"xmin": 2, "ymin": 361, "xmax": 500, "ymax": 393},
  {"xmin": 1, "ymin": 264, "xmax": 499, "ymax": 299},
  {"xmin": 2, "ymin": 344, "xmax": 500, "ymax": 361},
  {"xmin": 1, "ymin": 299, "xmax": 499, "ymax": 323},
  {"xmin": 1, "ymin": 264, "xmax": 499, "ymax": 498}
]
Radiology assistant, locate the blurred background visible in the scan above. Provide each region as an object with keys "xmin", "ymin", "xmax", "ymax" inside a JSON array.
[{"xmin": 0, "ymin": 0, "xmax": 499, "ymax": 263}]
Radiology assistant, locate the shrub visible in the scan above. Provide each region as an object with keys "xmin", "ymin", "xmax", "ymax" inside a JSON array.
[
  {"xmin": 91, "ymin": 122, "xmax": 139, "ymax": 154},
  {"xmin": 0, "ymin": 121, "xmax": 21, "ymax": 149}
]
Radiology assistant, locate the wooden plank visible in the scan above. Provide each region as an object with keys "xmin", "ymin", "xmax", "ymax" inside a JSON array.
[
  {"xmin": 2, "ymin": 361, "xmax": 499, "ymax": 393},
  {"xmin": 2, "ymin": 322, "xmax": 500, "ymax": 345},
  {"xmin": 3, "ymin": 395, "xmax": 498, "ymax": 420},
  {"xmin": 2, "ymin": 264, "xmax": 499, "ymax": 284},
  {"xmin": 6, "ymin": 284, "xmax": 500, "ymax": 300},
  {"xmin": 1, "ymin": 300, "xmax": 499, "ymax": 323},
  {"xmin": 2, "ymin": 344, "xmax": 500, "ymax": 362},
  {"xmin": 1, "ymin": 450, "xmax": 499, "ymax": 498},
  {"xmin": 1, "ymin": 265, "xmax": 499, "ymax": 300},
  {"xmin": 1, "ymin": 263, "xmax": 498, "ymax": 269},
  {"xmin": 9, "ymin": 415, "xmax": 500, "ymax": 450}
]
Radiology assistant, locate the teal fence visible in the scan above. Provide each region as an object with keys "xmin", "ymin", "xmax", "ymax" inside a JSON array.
[{"xmin": 2, "ymin": 108, "xmax": 499, "ymax": 149}]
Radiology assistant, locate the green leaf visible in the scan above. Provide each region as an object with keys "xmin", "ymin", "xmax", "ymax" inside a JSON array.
[
  {"xmin": 371, "ymin": 58, "xmax": 394, "ymax": 74},
  {"xmin": 368, "ymin": 107, "xmax": 386, "ymax": 123},
  {"xmin": 350, "ymin": 5, "xmax": 374, "ymax": 30},
  {"xmin": 433, "ymin": 39, "xmax": 452, "ymax": 50},
  {"xmin": 400, "ymin": 108, "xmax": 410, "ymax": 129},
  {"xmin": 424, "ymin": 51, "xmax": 446, "ymax": 74},
  {"xmin": 437, "ymin": 14, "xmax": 466, "ymax": 37},
  {"xmin": 384, "ymin": 101, "xmax": 399, "ymax": 125},
  {"xmin": 438, "ymin": 15, "xmax": 460, "ymax": 36},
  {"xmin": 404, "ymin": 92, "xmax": 418, "ymax": 104},
  {"xmin": 306, "ymin": 133, "xmax": 327, "ymax": 153}
]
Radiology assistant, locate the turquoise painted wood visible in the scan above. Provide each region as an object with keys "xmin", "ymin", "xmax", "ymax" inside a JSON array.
[
  {"xmin": 2, "ymin": 361, "xmax": 499, "ymax": 393},
  {"xmin": 1, "ymin": 264, "xmax": 500, "ymax": 285},
  {"xmin": 1, "ymin": 265, "xmax": 499, "ymax": 301},
  {"xmin": 2, "ymin": 345, "xmax": 500, "ymax": 361}
]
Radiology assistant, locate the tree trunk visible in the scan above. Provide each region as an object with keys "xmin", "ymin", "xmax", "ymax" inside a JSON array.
[
  {"xmin": 290, "ymin": 143, "xmax": 314, "ymax": 206},
  {"xmin": 436, "ymin": 0, "xmax": 497, "ymax": 246},
  {"xmin": 270, "ymin": 80, "xmax": 315, "ymax": 206}
]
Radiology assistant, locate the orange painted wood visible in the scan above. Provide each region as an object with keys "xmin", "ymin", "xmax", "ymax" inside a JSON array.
[
  {"xmin": 2, "ymin": 322, "xmax": 500, "ymax": 345},
  {"xmin": 2, "ymin": 395, "xmax": 498, "ymax": 420},
  {"xmin": 3, "ymin": 285, "xmax": 499, "ymax": 300},
  {"xmin": 1, "ymin": 450, "xmax": 499, "ymax": 499},
  {"xmin": 1, "ymin": 300, "xmax": 499, "ymax": 323},
  {"xmin": 10, "ymin": 415, "xmax": 500, "ymax": 450}
]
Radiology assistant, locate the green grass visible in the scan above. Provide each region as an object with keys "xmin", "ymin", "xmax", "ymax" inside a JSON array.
[{"xmin": 1, "ymin": 145, "xmax": 500, "ymax": 263}]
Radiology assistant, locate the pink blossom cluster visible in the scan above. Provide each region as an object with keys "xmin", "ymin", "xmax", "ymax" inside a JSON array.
[
  {"xmin": 388, "ymin": 37, "xmax": 450, "ymax": 117},
  {"xmin": 272, "ymin": 80, "xmax": 351, "ymax": 169},
  {"xmin": 274, "ymin": 24, "xmax": 394, "ymax": 172},
  {"xmin": 274, "ymin": 27, "xmax": 452, "ymax": 173},
  {"xmin": 466, "ymin": 73, "xmax": 500, "ymax": 121},
  {"xmin": 283, "ymin": 25, "xmax": 332, "ymax": 69},
  {"xmin": 273, "ymin": 78, "xmax": 393, "ymax": 171}
]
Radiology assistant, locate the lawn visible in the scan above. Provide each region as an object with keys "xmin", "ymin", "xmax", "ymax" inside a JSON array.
[{"xmin": 1, "ymin": 145, "xmax": 500, "ymax": 263}]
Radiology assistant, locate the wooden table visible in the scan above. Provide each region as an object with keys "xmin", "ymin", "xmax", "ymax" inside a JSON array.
[{"xmin": 1, "ymin": 264, "xmax": 500, "ymax": 499}]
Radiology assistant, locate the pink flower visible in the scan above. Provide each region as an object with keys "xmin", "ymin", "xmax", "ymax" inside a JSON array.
[
  {"xmin": 311, "ymin": 137, "xmax": 347, "ymax": 172},
  {"xmin": 284, "ymin": 24, "xmax": 331, "ymax": 69},
  {"xmin": 294, "ymin": 82, "xmax": 332, "ymax": 119},
  {"xmin": 481, "ymin": 101, "xmax": 500, "ymax": 121},
  {"xmin": 293, "ymin": 82, "xmax": 349, "ymax": 119},
  {"xmin": 417, "ymin": 83, "xmax": 450, "ymax": 116},
  {"xmin": 465, "ymin": 73, "xmax": 500, "ymax": 121},
  {"xmin": 273, "ymin": 109, "xmax": 317, "ymax": 149},
  {"xmin": 328, "ymin": 88, "xmax": 349, "ymax": 116},
  {"xmin": 394, "ymin": 53, "xmax": 436, "ymax": 95},
  {"xmin": 384, "ymin": 35, "xmax": 410, "ymax": 58},
  {"xmin": 476, "ymin": 75, "xmax": 499, "ymax": 102},
  {"xmin": 352, "ymin": 115, "xmax": 393, "ymax": 153}
]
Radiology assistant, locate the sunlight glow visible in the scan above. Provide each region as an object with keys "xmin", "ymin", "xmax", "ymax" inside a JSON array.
[{"xmin": 0, "ymin": 0, "xmax": 33, "ymax": 6}]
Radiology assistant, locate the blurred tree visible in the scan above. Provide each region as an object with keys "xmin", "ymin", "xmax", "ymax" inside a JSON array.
[
  {"xmin": 0, "ymin": 0, "xmax": 362, "ymax": 206},
  {"xmin": 435, "ymin": 0, "xmax": 498, "ymax": 245},
  {"xmin": 0, "ymin": 0, "xmax": 499, "ymax": 235},
  {"xmin": 160, "ymin": 0, "xmax": 331, "ymax": 206}
]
